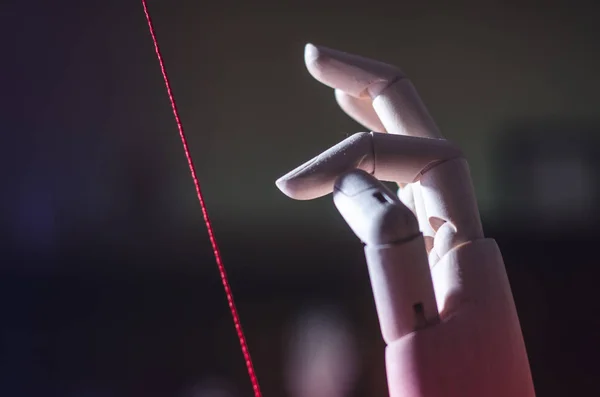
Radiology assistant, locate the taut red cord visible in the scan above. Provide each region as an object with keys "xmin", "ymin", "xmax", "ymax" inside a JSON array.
[{"xmin": 140, "ymin": 2, "xmax": 262, "ymax": 396}]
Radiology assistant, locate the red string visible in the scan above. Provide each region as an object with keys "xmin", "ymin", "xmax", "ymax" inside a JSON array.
[{"xmin": 140, "ymin": 2, "xmax": 262, "ymax": 396}]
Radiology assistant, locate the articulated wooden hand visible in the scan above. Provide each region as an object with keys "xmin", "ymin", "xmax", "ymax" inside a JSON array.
[{"xmin": 276, "ymin": 44, "xmax": 535, "ymax": 397}]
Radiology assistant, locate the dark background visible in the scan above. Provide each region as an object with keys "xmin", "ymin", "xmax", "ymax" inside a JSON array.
[{"xmin": 2, "ymin": 0, "xmax": 599, "ymax": 396}]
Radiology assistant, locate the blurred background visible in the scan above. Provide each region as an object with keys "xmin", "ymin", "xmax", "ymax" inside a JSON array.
[{"xmin": 2, "ymin": 0, "xmax": 599, "ymax": 395}]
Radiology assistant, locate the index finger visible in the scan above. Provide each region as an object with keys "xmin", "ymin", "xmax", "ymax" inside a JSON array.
[{"xmin": 304, "ymin": 44, "xmax": 442, "ymax": 139}]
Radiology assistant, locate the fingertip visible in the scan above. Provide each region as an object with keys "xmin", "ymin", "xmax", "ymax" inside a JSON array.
[
  {"xmin": 304, "ymin": 43, "xmax": 329, "ymax": 83},
  {"xmin": 275, "ymin": 172, "xmax": 329, "ymax": 201},
  {"xmin": 275, "ymin": 175, "xmax": 309, "ymax": 200},
  {"xmin": 333, "ymin": 170, "xmax": 420, "ymax": 245},
  {"xmin": 334, "ymin": 89, "xmax": 356, "ymax": 111},
  {"xmin": 302, "ymin": 44, "xmax": 402, "ymax": 98},
  {"xmin": 304, "ymin": 43, "xmax": 319, "ymax": 64},
  {"xmin": 275, "ymin": 176, "xmax": 288, "ymax": 195},
  {"xmin": 333, "ymin": 88, "xmax": 346, "ymax": 102},
  {"xmin": 275, "ymin": 132, "xmax": 375, "ymax": 201},
  {"xmin": 334, "ymin": 89, "xmax": 388, "ymax": 133}
]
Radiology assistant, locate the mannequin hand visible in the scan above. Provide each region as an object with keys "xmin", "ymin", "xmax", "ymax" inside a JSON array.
[{"xmin": 275, "ymin": 44, "xmax": 535, "ymax": 397}]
